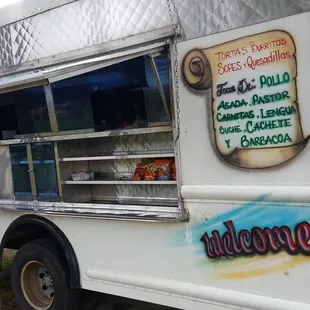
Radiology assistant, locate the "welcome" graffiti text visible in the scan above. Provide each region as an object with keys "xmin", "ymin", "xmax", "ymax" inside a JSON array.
[{"xmin": 200, "ymin": 220, "xmax": 310, "ymax": 258}]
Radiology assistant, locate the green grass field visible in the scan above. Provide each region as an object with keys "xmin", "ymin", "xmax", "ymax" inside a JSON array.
[{"xmin": 0, "ymin": 250, "xmax": 18, "ymax": 310}]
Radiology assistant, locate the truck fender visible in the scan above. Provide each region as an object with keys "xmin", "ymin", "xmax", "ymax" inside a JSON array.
[{"xmin": 0, "ymin": 214, "xmax": 80, "ymax": 289}]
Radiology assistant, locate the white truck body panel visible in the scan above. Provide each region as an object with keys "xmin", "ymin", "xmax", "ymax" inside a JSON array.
[{"xmin": 1, "ymin": 2, "xmax": 310, "ymax": 310}]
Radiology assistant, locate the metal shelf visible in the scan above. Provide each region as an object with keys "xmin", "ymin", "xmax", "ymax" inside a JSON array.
[
  {"xmin": 62, "ymin": 180, "xmax": 177, "ymax": 185},
  {"xmin": 0, "ymin": 126, "xmax": 173, "ymax": 146},
  {"xmin": 59, "ymin": 150, "xmax": 175, "ymax": 162}
]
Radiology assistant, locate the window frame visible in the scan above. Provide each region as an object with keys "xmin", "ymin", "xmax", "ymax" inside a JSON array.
[{"xmin": 0, "ymin": 44, "xmax": 172, "ymax": 138}]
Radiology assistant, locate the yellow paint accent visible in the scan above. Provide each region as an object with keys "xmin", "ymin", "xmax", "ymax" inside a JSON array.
[
  {"xmin": 216, "ymin": 255, "xmax": 309, "ymax": 279},
  {"xmin": 213, "ymin": 254, "xmax": 273, "ymax": 269}
]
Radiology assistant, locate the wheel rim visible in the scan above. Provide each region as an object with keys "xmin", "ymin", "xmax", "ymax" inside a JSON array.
[{"xmin": 21, "ymin": 261, "xmax": 54, "ymax": 310}]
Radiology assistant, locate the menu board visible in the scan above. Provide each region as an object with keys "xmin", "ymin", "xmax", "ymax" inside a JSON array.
[{"xmin": 182, "ymin": 30, "xmax": 309, "ymax": 169}]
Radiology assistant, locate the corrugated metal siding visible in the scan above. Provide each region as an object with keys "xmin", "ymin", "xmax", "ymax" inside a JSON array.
[{"xmin": 0, "ymin": 0, "xmax": 309, "ymax": 69}]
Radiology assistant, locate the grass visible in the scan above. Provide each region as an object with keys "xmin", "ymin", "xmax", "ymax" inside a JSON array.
[{"xmin": 0, "ymin": 250, "xmax": 18, "ymax": 310}]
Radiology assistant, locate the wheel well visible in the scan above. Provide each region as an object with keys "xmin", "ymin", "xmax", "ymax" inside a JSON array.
[{"xmin": 0, "ymin": 215, "xmax": 80, "ymax": 289}]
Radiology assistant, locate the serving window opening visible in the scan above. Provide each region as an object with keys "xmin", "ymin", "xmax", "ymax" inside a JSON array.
[{"xmin": 3, "ymin": 49, "xmax": 178, "ymax": 209}]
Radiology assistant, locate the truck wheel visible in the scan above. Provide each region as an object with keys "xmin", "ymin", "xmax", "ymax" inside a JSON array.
[{"xmin": 11, "ymin": 239, "xmax": 79, "ymax": 310}]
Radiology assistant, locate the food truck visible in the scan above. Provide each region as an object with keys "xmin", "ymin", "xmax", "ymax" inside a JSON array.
[{"xmin": 1, "ymin": 0, "xmax": 310, "ymax": 309}]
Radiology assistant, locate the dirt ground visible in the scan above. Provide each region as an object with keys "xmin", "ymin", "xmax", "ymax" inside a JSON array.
[{"xmin": 0, "ymin": 249, "xmax": 178, "ymax": 310}]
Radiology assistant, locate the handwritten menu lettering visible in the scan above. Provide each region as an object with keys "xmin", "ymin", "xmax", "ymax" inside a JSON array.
[{"xmin": 182, "ymin": 31, "xmax": 309, "ymax": 169}]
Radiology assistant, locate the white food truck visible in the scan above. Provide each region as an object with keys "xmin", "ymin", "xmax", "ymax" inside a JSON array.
[{"xmin": 1, "ymin": 0, "xmax": 310, "ymax": 309}]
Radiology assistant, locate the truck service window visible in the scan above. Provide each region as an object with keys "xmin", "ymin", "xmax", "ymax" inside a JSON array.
[
  {"xmin": 4, "ymin": 51, "xmax": 178, "ymax": 208},
  {"xmin": 55, "ymin": 52, "xmax": 177, "ymax": 207}
]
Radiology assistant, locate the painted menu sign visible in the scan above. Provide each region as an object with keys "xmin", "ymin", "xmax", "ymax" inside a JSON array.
[{"xmin": 182, "ymin": 30, "xmax": 309, "ymax": 169}]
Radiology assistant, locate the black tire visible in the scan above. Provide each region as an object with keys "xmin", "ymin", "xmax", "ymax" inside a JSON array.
[{"xmin": 11, "ymin": 238, "xmax": 80, "ymax": 310}]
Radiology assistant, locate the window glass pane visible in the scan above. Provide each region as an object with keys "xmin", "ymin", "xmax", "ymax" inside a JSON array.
[
  {"xmin": 143, "ymin": 53, "xmax": 171, "ymax": 123},
  {"xmin": 31, "ymin": 142, "xmax": 58, "ymax": 198},
  {"xmin": 0, "ymin": 86, "xmax": 50, "ymax": 139},
  {"xmin": 10, "ymin": 145, "xmax": 32, "ymax": 197},
  {"xmin": 144, "ymin": 54, "xmax": 170, "ymax": 88},
  {"xmin": 142, "ymin": 87, "xmax": 170, "ymax": 124},
  {"xmin": 52, "ymin": 51, "xmax": 171, "ymax": 132},
  {"xmin": 52, "ymin": 77, "xmax": 95, "ymax": 131}
]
